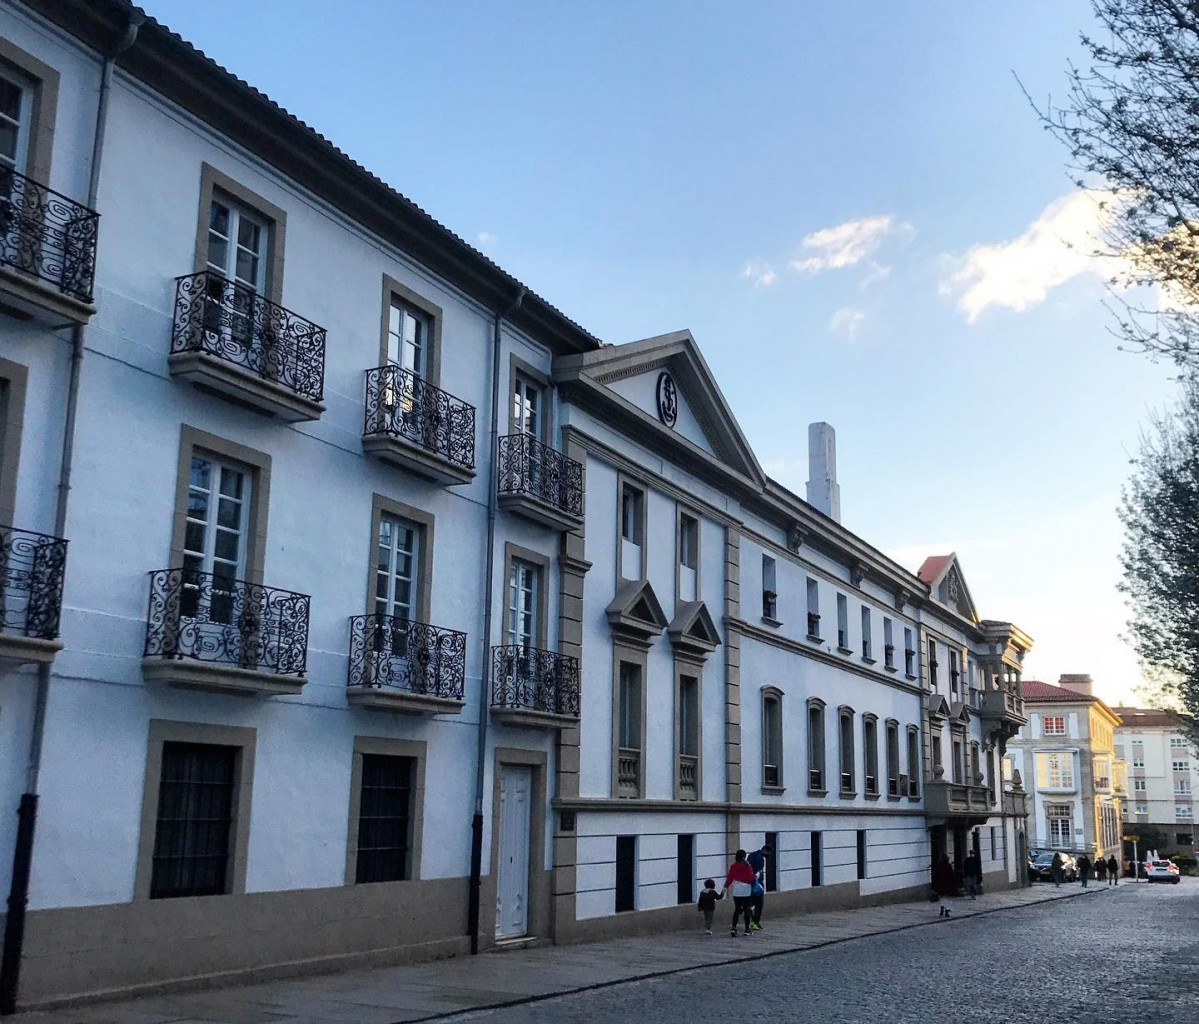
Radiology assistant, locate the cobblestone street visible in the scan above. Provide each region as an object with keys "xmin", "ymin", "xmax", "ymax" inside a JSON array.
[{"xmin": 454, "ymin": 880, "xmax": 1198, "ymax": 1024}]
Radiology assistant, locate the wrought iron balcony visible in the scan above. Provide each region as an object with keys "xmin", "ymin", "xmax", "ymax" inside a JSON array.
[
  {"xmin": 169, "ymin": 271, "xmax": 326, "ymax": 421},
  {"xmin": 363, "ymin": 364, "xmax": 476, "ymax": 485},
  {"xmin": 496, "ymin": 434, "xmax": 583, "ymax": 529},
  {"xmin": 0, "ymin": 526, "xmax": 67, "ymax": 665},
  {"xmin": 490, "ymin": 643, "xmax": 579, "ymax": 726},
  {"xmin": 142, "ymin": 568, "xmax": 310, "ymax": 695},
  {"xmin": 0, "ymin": 166, "xmax": 98, "ymax": 321},
  {"xmin": 347, "ymin": 614, "xmax": 467, "ymax": 714}
]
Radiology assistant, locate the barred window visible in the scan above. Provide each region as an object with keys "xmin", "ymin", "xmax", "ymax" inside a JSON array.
[
  {"xmin": 150, "ymin": 742, "xmax": 236, "ymax": 899},
  {"xmin": 355, "ymin": 754, "xmax": 414, "ymax": 883}
]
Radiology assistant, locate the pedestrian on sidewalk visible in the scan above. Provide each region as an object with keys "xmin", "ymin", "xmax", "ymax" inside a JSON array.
[
  {"xmin": 724, "ymin": 850, "xmax": 756, "ymax": 937},
  {"xmin": 697, "ymin": 879, "xmax": 723, "ymax": 935},
  {"xmin": 963, "ymin": 848, "xmax": 982, "ymax": 900},
  {"xmin": 932, "ymin": 854, "xmax": 956, "ymax": 917},
  {"xmin": 1095, "ymin": 857, "xmax": 1108, "ymax": 884},
  {"xmin": 747, "ymin": 843, "xmax": 772, "ymax": 930},
  {"xmin": 1077, "ymin": 854, "xmax": 1092, "ymax": 888},
  {"xmin": 1107, "ymin": 855, "xmax": 1119, "ymax": 885},
  {"xmin": 1050, "ymin": 851, "xmax": 1065, "ymax": 888}
]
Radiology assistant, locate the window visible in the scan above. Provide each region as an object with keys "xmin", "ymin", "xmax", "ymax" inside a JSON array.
[
  {"xmin": 1093, "ymin": 758, "xmax": 1111, "ymax": 790},
  {"xmin": 1178, "ymin": 832, "xmax": 1195, "ymax": 845},
  {"xmin": 1173, "ymin": 759, "xmax": 1191, "ymax": 772},
  {"xmin": 354, "ymin": 754, "xmax": 414, "ymax": 883},
  {"xmin": 764, "ymin": 831, "xmax": 779, "ymax": 892},
  {"xmin": 807, "ymin": 700, "xmax": 826, "ymax": 791},
  {"xmin": 860, "ymin": 607, "xmax": 872, "ymax": 660},
  {"xmin": 1134, "ymin": 777, "xmax": 1147, "ymax": 792},
  {"xmin": 856, "ymin": 830, "xmax": 867, "ymax": 881},
  {"xmin": 0, "ymin": 40, "xmax": 58, "ymax": 185},
  {"xmin": 1170, "ymin": 736, "xmax": 1187, "ymax": 748},
  {"xmin": 836, "ymin": 594, "xmax": 848, "ymax": 649},
  {"xmin": 207, "ymin": 195, "xmax": 266, "ymax": 293},
  {"xmin": 1175, "ymin": 779, "xmax": 1192, "ymax": 795},
  {"xmin": 375, "ymin": 515, "xmax": 419, "ymax": 623},
  {"xmin": 1133, "ymin": 755, "xmax": 1145, "ymax": 769},
  {"xmin": 952, "ymin": 736, "xmax": 964, "ymax": 784},
  {"xmin": 182, "ymin": 454, "xmax": 249, "ymax": 623},
  {"xmin": 932, "ymin": 734, "xmax": 943, "ymax": 777},
  {"xmin": 948, "ymin": 650, "xmax": 960, "ymax": 693},
  {"xmin": 618, "ymin": 662, "xmax": 642, "ymax": 752},
  {"xmin": 149, "ymin": 742, "xmax": 237, "ymax": 899},
  {"xmin": 806, "ymin": 578, "xmax": 820, "ymax": 637},
  {"xmin": 679, "ymin": 676, "xmax": 699, "ymax": 759},
  {"xmin": 1036, "ymin": 752, "xmax": 1075, "ymax": 790},
  {"xmin": 678, "ymin": 512, "xmax": 699, "ymax": 602},
  {"xmin": 512, "ymin": 373, "xmax": 541, "ymax": 437},
  {"xmin": 762, "ymin": 689, "xmax": 783, "ymax": 789},
  {"xmin": 507, "ymin": 559, "xmax": 540, "ymax": 648},
  {"xmin": 990, "ymin": 826, "xmax": 997, "ymax": 860},
  {"xmin": 885, "ymin": 720, "xmax": 900, "ymax": 796},
  {"xmin": 907, "ymin": 727, "xmax": 921, "ymax": 797},
  {"xmin": 0, "ymin": 66, "xmax": 32, "ymax": 173},
  {"xmin": 619, "ymin": 482, "xmax": 645, "ymax": 580},
  {"xmin": 676, "ymin": 834, "xmax": 694, "ymax": 904},
  {"xmin": 615, "ymin": 835, "xmax": 636, "ymax": 912},
  {"xmin": 761, "ymin": 555, "xmax": 778, "ymax": 620},
  {"xmin": 1043, "ymin": 716, "xmax": 1066, "ymax": 736},
  {"xmin": 1178, "ymin": 806, "xmax": 1193, "ymax": 821},
  {"xmin": 883, "ymin": 617, "xmax": 894, "ymax": 669},
  {"xmin": 927, "ymin": 638, "xmax": 938, "ymax": 688},
  {"xmin": 904, "ymin": 627, "xmax": 915, "ymax": 675},
  {"xmin": 863, "ymin": 716, "xmax": 879, "ymax": 796},
  {"xmin": 1047, "ymin": 804, "xmax": 1073, "ymax": 847},
  {"xmin": 810, "ymin": 831, "xmax": 822, "ymax": 887},
  {"xmin": 839, "ymin": 708, "xmax": 855, "ymax": 793},
  {"xmin": 970, "ymin": 741, "xmax": 981, "ymax": 785},
  {"xmin": 1135, "ymin": 804, "xmax": 1148, "ymax": 815}
]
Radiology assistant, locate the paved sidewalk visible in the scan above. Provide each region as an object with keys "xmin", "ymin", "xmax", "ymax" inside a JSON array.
[{"xmin": 24, "ymin": 883, "xmax": 1106, "ymax": 1023}]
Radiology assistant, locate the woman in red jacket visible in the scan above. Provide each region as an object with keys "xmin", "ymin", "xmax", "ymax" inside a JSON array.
[{"xmin": 724, "ymin": 849, "xmax": 756, "ymax": 937}]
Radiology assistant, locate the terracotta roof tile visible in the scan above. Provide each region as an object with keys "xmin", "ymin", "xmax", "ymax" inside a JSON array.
[
  {"xmin": 1111, "ymin": 707, "xmax": 1185, "ymax": 729},
  {"xmin": 1021, "ymin": 679, "xmax": 1091, "ymax": 703}
]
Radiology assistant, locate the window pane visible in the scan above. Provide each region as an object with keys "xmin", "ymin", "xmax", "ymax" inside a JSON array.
[
  {"xmin": 0, "ymin": 78, "xmax": 22, "ymax": 120},
  {"xmin": 355, "ymin": 755, "xmax": 413, "ymax": 884}
]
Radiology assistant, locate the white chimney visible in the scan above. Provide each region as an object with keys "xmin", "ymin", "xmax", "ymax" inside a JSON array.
[
  {"xmin": 1057, "ymin": 673, "xmax": 1093, "ymax": 697},
  {"xmin": 806, "ymin": 422, "xmax": 841, "ymax": 523}
]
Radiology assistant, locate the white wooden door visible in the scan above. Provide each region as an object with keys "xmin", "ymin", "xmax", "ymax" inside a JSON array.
[{"xmin": 496, "ymin": 765, "xmax": 532, "ymax": 938}]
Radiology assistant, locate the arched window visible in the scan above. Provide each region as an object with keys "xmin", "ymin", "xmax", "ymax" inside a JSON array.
[
  {"xmin": 762, "ymin": 687, "xmax": 783, "ymax": 790},
  {"xmin": 863, "ymin": 715, "xmax": 879, "ymax": 796},
  {"xmin": 839, "ymin": 706, "xmax": 855, "ymax": 794},
  {"xmin": 807, "ymin": 698, "xmax": 826, "ymax": 792}
]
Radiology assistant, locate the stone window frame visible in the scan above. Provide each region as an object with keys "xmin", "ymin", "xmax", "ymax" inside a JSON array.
[
  {"xmin": 674, "ymin": 659, "xmax": 703, "ymax": 801},
  {"xmin": 366, "ymin": 493, "xmax": 435, "ymax": 622},
  {"xmin": 345, "ymin": 735, "xmax": 427, "ymax": 884},
  {"xmin": 378, "ymin": 275, "xmax": 445, "ymax": 387},
  {"xmin": 170, "ymin": 425, "xmax": 271, "ymax": 586},
  {"xmin": 133, "ymin": 719, "xmax": 257, "ymax": 901},
  {"xmin": 906, "ymin": 724, "xmax": 922, "ymax": 798},
  {"xmin": 0, "ymin": 36, "xmax": 59, "ymax": 184},
  {"xmin": 838, "ymin": 705, "xmax": 856, "ymax": 797},
  {"xmin": 807, "ymin": 697, "xmax": 827, "ymax": 795},
  {"xmin": 862, "ymin": 713, "xmax": 880, "ymax": 798},
  {"xmin": 950, "ymin": 724, "xmax": 967, "ymax": 784},
  {"xmin": 611, "ymin": 640, "xmax": 648, "ymax": 798},
  {"xmin": 193, "ymin": 163, "xmax": 288, "ymax": 305},
  {"xmin": 673, "ymin": 501, "xmax": 702, "ymax": 605},
  {"xmin": 761, "ymin": 685, "xmax": 784, "ymax": 794},
  {"xmin": 616, "ymin": 472, "xmax": 648, "ymax": 581},
  {"xmin": 507, "ymin": 353, "xmax": 551, "ymax": 443},
  {"xmin": 0, "ymin": 356, "xmax": 28, "ymax": 526},
  {"xmin": 501, "ymin": 541, "xmax": 551, "ymax": 649}
]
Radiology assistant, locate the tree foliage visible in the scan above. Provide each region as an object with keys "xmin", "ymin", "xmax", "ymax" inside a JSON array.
[
  {"xmin": 1043, "ymin": 0, "xmax": 1199, "ymax": 367},
  {"xmin": 1118, "ymin": 377, "xmax": 1199, "ymax": 738}
]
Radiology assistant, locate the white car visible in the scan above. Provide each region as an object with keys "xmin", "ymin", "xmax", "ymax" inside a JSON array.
[{"xmin": 1145, "ymin": 859, "xmax": 1181, "ymax": 884}]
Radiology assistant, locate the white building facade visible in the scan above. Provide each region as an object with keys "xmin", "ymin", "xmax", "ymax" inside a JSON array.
[
  {"xmin": 1114, "ymin": 707, "xmax": 1197, "ymax": 855},
  {"xmin": 0, "ymin": 0, "xmax": 1033, "ymax": 1009}
]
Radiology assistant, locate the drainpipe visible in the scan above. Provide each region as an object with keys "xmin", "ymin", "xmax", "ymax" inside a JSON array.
[
  {"xmin": 0, "ymin": 12, "xmax": 142, "ymax": 1014},
  {"xmin": 467, "ymin": 287, "xmax": 525, "ymax": 955}
]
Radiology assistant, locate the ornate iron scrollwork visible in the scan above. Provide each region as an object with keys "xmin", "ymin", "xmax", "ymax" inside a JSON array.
[
  {"xmin": 496, "ymin": 434, "xmax": 583, "ymax": 517},
  {"xmin": 347, "ymin": 614, "xmax": 466, "ymax": 700},
  {"xmin": 490, "ymin": 643, "xmax": 580, "ymax": 718},
  {"xmin": 363, "ymin": 364, "xmax": 476, "ymax": 471},
  {"xmin": 0, "ymin": 166, "xmax": 99, "ymax": 303},
  {"xmin": 0, "ymin": 526, "xmax": 68, "ymax": 640},
  {"xmin": 171, "ymin": 271, "xmax": 326, "ymax": 403},
  {"xmin": 143, "ymin": 568, "xmax": 310, "ymax": 675}
]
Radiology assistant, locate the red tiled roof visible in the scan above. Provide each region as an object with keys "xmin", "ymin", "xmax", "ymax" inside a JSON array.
[
  {"xmin": 917, "ymin": 554, "xmax": 953, "ymax": 584},
  {"xmin": 1021, "ymin": 679, "xmax": 1090, "ymax": 702},
  {"xmin": 1111, "ymin": 707, "xmax": 1185, "ymax": 729}
]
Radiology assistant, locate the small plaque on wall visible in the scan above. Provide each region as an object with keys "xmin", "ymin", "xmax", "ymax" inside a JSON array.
[{"xmin": 560, "ymin": 811, "xmax": 576, "ymax": 832}]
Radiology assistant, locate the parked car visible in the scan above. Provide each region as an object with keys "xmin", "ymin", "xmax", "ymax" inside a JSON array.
[
  {"xmin": 1146, "ymin": 859, "xmax": 1181, "ymax": 884},
  {"xmin": 1030, "ymin": 851, "xmax": 1077, "ymax": 882}
]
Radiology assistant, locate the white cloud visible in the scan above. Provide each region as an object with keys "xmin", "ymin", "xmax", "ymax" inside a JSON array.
[
  {"xmin": 477, "ymin": 231, "xmax": 497, "ymax": 246},
  {"xmin": 829, "ymin": 307, "xmax": 865, "ymax": 340},
  {"xmin": 789, "ymin": 215, "xmax": 904, "ymax": 274},
  {"xmin": 740, "ymin": 260, "xmax": 777, "ymax": 287},
  {"xmin": 940, "ymin": 190, "xmax": 1122, "ymax": 322}
]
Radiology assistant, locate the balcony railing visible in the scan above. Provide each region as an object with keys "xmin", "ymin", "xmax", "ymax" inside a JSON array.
[
  {"xmin": 490, "ymin": 643, "xmax": 579, "ymax": 718},
  {"xmin": 497, "ymin": 433, "xmax": 583, "ymax": 518},
  {"xmin": 806, "ymin": 611, "xmax": 820, "ymax": 637},
  {"xmin": 0, "ymin": 526, "xmax": 67, "ymax": 640},
  {"xmin": 0, "ymin": 166, "xmax": 99, "ymax": 303},
  {"xmin": 980, "ymin": 687, "xmax": 1026, "ymax": 722},
  {"xmin": 364, "ymin": 364, "xmax": 476, "ymax": 472},
  {"xmin": 679, "ymin": 754, "xmax": 698, "ymax": 798},
  {"xmin": 348, "ymin": 614, "xmax": 466, "ymax": 700},
  {"xmin": 171, "ymin": 271, "xmax": 326, "ymax": 403},
  {"xmin": 617, "ymin": 747, "xmax": 641, "ymax": 798},
  {"xmin": 764, "ymin": 762, "xmax": 780, "ymax": 788},
  {"xmin": 144, "ymin": 568, "xmax": 309, "ymax": 676}
]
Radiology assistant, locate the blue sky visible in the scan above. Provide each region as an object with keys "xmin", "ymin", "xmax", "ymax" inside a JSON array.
[{"xmin": 142, "ymin": 0, "xmax": 1179, "ymax": 705}]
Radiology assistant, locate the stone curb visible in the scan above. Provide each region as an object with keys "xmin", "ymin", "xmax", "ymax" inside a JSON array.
[{"xmin": 402, "ymin": 888, "xmax": 1105, "ymax": 1024}]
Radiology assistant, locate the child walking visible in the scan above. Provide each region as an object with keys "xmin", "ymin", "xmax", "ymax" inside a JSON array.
[{"xmin": 697, "ymin": 878, "xmax": 723, "ymax": 934}]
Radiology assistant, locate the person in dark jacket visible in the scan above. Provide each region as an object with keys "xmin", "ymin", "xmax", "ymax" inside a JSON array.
[
  {"xmin": 932, "ymin": 854, "xmax": 956, "ymax": 917},
  {"xmin": 724, "ymin": 850, "xmax": 756, "ymax": 937},
  {"xmin": 1077, "ymin": 854, "xmax": 1093, "ymax": 888},
  {"xmin": 1050, "ymin": 851, "xmax": 1065, "ymax": 887},
  {"xmin": 746, "ymin": 843, "xmax": 772, "ymax": 930},
  {"xmin": 1108, "ymin": 854, "xmax": 1120, "ymax": 885},
  {"xmin": 963, "ymin": 849, "xmax": 982, "ymax": 900},
  {"xmin": 1095, "ymin": 856, "xmax": 1108, "ymax": 883},
  {"xmin": 697, "ymin": 878, "xmax": 723, "ymax": 934}
]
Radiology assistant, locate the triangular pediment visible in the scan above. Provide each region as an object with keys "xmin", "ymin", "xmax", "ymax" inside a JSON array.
[
  {"xmin": 606, "ymin": 579, "xmax": 668, "ymax": 648},
  {"xmin": 949, "ymin": 700, "xmax": 971, "ymax": 723},
  {"xmin": 927, "ymin": 694, "xmax": 952, "ymax": 719},
  {"xmin": 667, "ymin": 600, "xmax": 722, "ymax": 661},
  {"xmin": 553, "ymin": 330, "xmax": 764, "ymax": 487},
  {"xmin": 917, "ymin": 552, "xmax": 979, "ymax": 623}
]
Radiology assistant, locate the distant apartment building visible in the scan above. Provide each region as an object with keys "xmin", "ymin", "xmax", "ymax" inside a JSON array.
[
  {"xmin": 1113, "ymin": 707, "xmax": 1197, "ymax": 855},
  {"xmin": 1006, "ymin": 676, "xmax": 1126, "ymax": 860}
]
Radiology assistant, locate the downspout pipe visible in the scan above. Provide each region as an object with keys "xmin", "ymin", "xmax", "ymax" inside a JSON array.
[
  {"xmin": 0, "ymin": 13, "xmax": 142, "ymax": 1015},
  {"xmin": 467, "ymin": 287, "xmax": 525, "ymax": 955}
]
